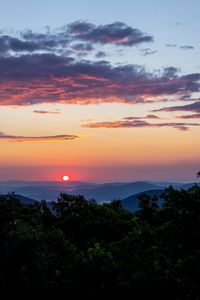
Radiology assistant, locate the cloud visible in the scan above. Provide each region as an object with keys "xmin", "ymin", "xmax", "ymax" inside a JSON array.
[
  {"xmin": 145, "ymin": 114, "xmax": 160, "ymax": 119},
  {"xmin": 141, "ymin": 48, "xmax": 157, "ymax": 56},
  {"xmin": 178, "ymin": 113, "xmax": 200, "ymax": 119},
  {"xmin": 0, "ymin": 35, "xmax": 43, "ymax": 54},
  {"xmin": 0, "ymin": 21, "xmax": 153, "ymax": 57},
  {"xmin": 180, "ymin": 45, "xmax": 194, "ymax": 50},
  {"xmin": 33, "ymin": 109, "xmax": 60, "ymax": 114},
  {"xmin": 71, "ymin": 43, "xmax": 94, "ymax": 53},
  {"xmin": 0, "ymin": 133, "xmax": 78, "ymax": 142},
  {"xmin": 123, "ymin": 114, "xmax": 160, "ymax": 120},
  {"xmin": 154, "ymin": 101, "xmax": 200, "ymax": 113},
  {"xmin": 166, "ymin": 44, "xmax": 177, "ymax": 47},
  {"xmin": 95, "ymin": 51, "xmax": 106, "ymax": 58},
  {"xmin": 83, "ymin": 119, "xmax": 199, "ymax": 131},
  {"xmin": 68, "ymin": 21, "xmax": 153, "ymax": 46},
  {"xmin": 0, "ymin": 23, "xmax": 199, "ymax": 107},
  {"xmin": 0, "ymin": 53, "xmax": 199, "ymax": 106}
]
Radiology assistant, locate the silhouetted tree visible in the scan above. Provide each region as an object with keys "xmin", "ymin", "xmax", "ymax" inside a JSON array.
[{"xmin": 0, "ymin": 186, "xmax": 199, "ymax": 298}]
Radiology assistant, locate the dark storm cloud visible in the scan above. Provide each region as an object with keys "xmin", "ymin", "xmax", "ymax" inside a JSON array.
[
  {"xmin": 68, "ymin": 21, "xmax": 153, "ymax": 46},
  {"xmin": 0, "ymin": 52, "xmax": 199, "ymax": 106},
  {"xmin": 83, "ymin": 119, "xmax": 199, "ymax": 131},
  {"xmin": 154, "ymin": 101, "xmax": 200, "ymax": 113}
]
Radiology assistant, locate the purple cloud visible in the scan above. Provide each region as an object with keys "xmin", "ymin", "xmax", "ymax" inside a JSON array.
[
  {"xmin": 0, "ymin": 22, "xmax": 199, "ymax": 107},
  {"xmin": 178, "ymin": 113, "xmax": 200, "ymax": 119},
  {"xmin": 71, "ymin": 43, "xmax": 94, "ymax": 53},
  {"xmin": 0, "ymin": 132, "xmax": 78, "ymax": 142},
  {"xmin": 83, "ymin": 119, "xmax": 199, "ymax": 131},
  {"xmin": 123, "ymin": 115, "xmax": 160, "ymax": 120},
  {"xmin": 0, "ymin": 21, "xmax": 153, "ymax": 57},
  {"xmin": 154, "ymin": 101, "xmax": 200, "ymax": 113},
  {"xmin": 33, "ymin": 110, "xmax": 60, "ymax": 114},
  {"xmin": 68, "ymin": 21, "xmax": 153, "ymax": 46},
  {"xmin": 0, "ymin": 53, "xmax": 199, "ymax": 106}
]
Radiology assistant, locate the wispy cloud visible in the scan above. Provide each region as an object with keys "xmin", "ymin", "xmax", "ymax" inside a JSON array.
[
  {"xmin": 123, "ymin": 114, "xmax": 160, "ymax": 120},
  {"xmin": 154, "ymin": 101, "xmax": 200, "ymax": 113},
  {"xmin": 166, "ymin": 44, "xmax": 177, "ymax": 47},
  {"xmin": 84, "ymin": 119, "xmax": 199, "ymax": 131},
  {"xmin": 177, "ymin": 113, "xmax": 200, "ymax": 119},
  {"xmin": 33, "ymin": 109, "xmax": 60, "ymax": 114},
  {"xmin": 140, "ymin": 48, "xmax": 157, "ymax": 56},
  {"xmin": 0, "ymin": 133, "xmax": 78, "ymax": 142},
  {"xmin": 180, "ymin": 45, "xmax": 194, "ymax": 50}
]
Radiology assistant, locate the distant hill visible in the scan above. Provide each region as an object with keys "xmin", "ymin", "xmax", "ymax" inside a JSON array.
[
  {"xmin": 0, "ymin": 193, "xmax": 36, "ymax": 205},
  {"xmin": 72, "ymin": 181, "xmax": 161, "ymax": 202},
  {"xmin": 0, "ymin": 180, "xmax": 199, "ymax": 202},
  {"xmin": 121, "ymin": 189, "xmax": 164, "ymax": 212},
  {"xmin": 179, "ymin": 182, "xmax": 200, "ymax": 190},
  {"xmin": 14, "ymin": 194, "xmax": 36, "ymax": 204}
]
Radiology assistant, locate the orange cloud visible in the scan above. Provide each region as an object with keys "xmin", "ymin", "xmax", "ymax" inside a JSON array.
[{"xmin": 0, "ymin": 55, "xmax": 199, "ymax": 106}]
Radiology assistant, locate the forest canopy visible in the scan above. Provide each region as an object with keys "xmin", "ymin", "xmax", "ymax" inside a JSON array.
[{"xmin": 0, "ymin": 185, "xmax": 200, "ymax": 299}]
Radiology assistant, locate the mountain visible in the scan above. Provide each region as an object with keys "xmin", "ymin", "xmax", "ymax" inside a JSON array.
[
  {"xmin": 0, "ymin": 193, "xmax": 36, "ymax": 205},
  {"xmin": 14, "ymin": 194, "xmax": 36, "ymax": 204},
  {"xmin": 121, "ymin": 189, "xmax": 164, "ymax": 212},
  {"xmin": 76, "ymin": 181, "xmax": 160, "ymax": 202},
  {"xmin": 0, "ymin": 180, "xmax": 198, "ymax": 202},
  {"xmin": 0, "ymin": 180, "xmax": 159, "ymax": 202},
  {"xmin": 179, "ymin": 182, "xmax": 200, "ymax": 190}
]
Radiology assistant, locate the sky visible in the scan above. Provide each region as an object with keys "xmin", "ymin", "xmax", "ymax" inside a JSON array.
[{"xmin": 0, "ymin": 0, "xmax": 200, "ymax": 182}]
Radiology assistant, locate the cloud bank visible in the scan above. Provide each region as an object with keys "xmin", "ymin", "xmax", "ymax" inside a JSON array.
[
  {"xmin": 0, "ymin": 54, "xmax": 199, "ymax": 106},
  {"xmin": 0, "ymin": 22, "xmax": 199, "ymax": 107}
]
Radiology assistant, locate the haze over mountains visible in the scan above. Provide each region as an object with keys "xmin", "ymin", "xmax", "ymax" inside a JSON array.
[{"xmin": 0, "ymin": 180, "xmax": 198, "ymax": 203}]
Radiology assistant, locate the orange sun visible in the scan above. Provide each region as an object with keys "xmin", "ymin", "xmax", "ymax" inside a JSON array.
[{"xmin": 62, "ymin": 175, "xmax": 70, "ymax": 181}]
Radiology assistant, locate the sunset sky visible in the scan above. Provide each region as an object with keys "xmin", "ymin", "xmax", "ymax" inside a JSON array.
[{"xmin": 0, "ymin": 0, "xmax": 199, "ymax": 182}]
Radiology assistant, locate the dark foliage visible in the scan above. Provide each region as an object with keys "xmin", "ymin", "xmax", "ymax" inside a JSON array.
[{"xmin": 0, "ymin": 186, "xmax": 200, "ymax": 298}]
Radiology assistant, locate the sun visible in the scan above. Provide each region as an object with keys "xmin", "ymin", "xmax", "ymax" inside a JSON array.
[{"xmin": 62, "ymin": 175, "xmax": 70, "ymax": 181}]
